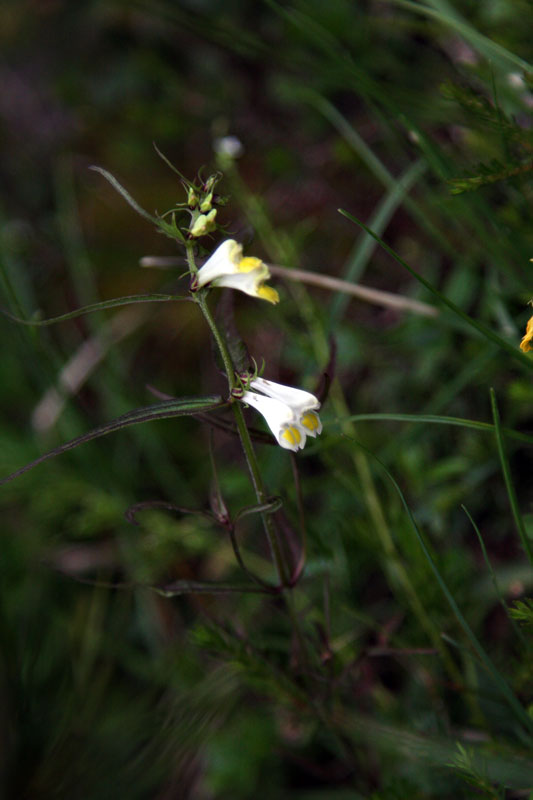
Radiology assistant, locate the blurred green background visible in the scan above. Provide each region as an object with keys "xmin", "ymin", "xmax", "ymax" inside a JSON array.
[{"xmin": 1, "ymin": 1, "xmax": 533, "ymax": 797}]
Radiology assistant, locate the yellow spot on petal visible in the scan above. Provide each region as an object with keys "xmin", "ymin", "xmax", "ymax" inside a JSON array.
[
  {"xmin": 301, "ymin": 411, "xmax": 320, "ymax": 432},
  {"xmin": 238, "ymin": 257, "xmax": 263, "ymax": 273},
  {"xmin": 257, "ymin": 285, "xmax": 280, "ymax": 304},
  {"xmin": 520, "ymin": 315, "xmax": 533, "ymax": 352},
  {"xmin": 228, "ymin": 241, "xmax": 243, "ymax": 263},
  {"xmin": 281, "ymin": 426, "xmax": 301, "ymax": 446}
]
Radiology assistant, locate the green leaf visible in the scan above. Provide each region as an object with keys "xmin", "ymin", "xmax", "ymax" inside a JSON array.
[
  {"xmin": 441, "ymin": 82, "xmax": 518, "ymax": 133},
  {"xmin": 153, "ymin": 580, "xmax": 271, "ymax": 596},
  {"xmin": 90, "ymin": 166, "xmax": 160, "ymax": 224},
  {"xmin": 490, "ymin": 388, "xmax": 533, "ymax": 567},
  {"xmin": 0, "ymin": 396, "xmax": 226, "ymax": 487},
  {"xmin": 152, "ymin": 142, "xmax": 190, "ymax": 183},
  {"xmin": 509, "ymin": 599, "xmax": 533, "ymax": 627},
  {"xmin": 91, "ymin": 165, "xmax": 188, "ymax": 242},
  {"xmin": 388, "ymin": 0, "xmax": 533, "ymax": 74},
  {"xmin": 448, "ymin": 160, "xmax": 533, "ymax": 195},
  {"xmin": 0, "ymin": 293, "xmax": 190, "ymax": 326},
  {"xmin": 234, "ymin": 497, "xmax": 283, "ymax": 522},
  {"xmin": 330, "ymin": 412, "xmax": 533, "ymax": 447}
]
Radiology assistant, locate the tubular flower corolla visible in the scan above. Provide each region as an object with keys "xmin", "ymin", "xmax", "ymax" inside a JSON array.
[
  {"xmin": 195, "ymin": 240, "xmax": 279, "ymax": 304},
  {"xmin": 240, "ymin": 378, "xmax": 322, "ymax": 451},
  {"xmin": 241, "ymin": 391, "xmax": 307, "ymax": 451},
  {"xmin": 249, "ymin": 377, "xmax": 322, "ymax": 438}
]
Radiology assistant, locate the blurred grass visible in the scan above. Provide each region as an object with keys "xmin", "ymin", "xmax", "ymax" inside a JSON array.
[{"xmin": 2, "ymin": 0, "xmax": 533, "ymax": 797}]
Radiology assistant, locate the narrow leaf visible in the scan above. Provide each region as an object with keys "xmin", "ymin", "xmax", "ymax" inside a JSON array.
[
  {"xmin": 0, "ymin": 396, "xmax": 226, "ymax": 487},
  {"xmin": 332, "ymin": 412, "xmax": 533, "ymax": 447},
  {"xmin": 388, "ymin": 0, "xmax": 533, "ymax": 74},
  {"xmin": 1, "ymin": 293, "xmax": 190, "ymax": 327},
  {"xmin": 125, "ymin": 500, "xmax": 215, "ymax": 526},
  {"xmin": 234, "ymin": 497, "xmax": 283, "ymax": 523},
  {"xmin": 154, "ymin": 579, "xmax": 271, "ymax": 596},
  {"xmin": 90, "ymin": 166, "xmax": 160, "ymax": 224},
  {"xmin": 490, "ymin": 388, "xmax": 533, "ymax": 566},
  {"xmin": 462, "ymin": 504, "xmax": 527, "ymax": 646},
  {"xmin": 153, "ymin": 142, "xmax": 189, "ymax": 183},
  {"xmin": 449, "ymin": 160, "xmax": 533, "ymax": 195}
]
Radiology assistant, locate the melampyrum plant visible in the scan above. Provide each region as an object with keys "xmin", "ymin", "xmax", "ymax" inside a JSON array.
[
  {"xmin": 1, "ymin": 156, "xmax": 326, "ymax": 600},
  {"xmin": 3, "ymin": 151, "xmax": 533, "ymax": 794}
]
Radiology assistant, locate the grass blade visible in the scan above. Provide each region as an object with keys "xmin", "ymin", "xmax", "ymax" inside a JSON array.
[
  {"xmin": 462, "ymin": 504, "xmax": 527, "ymax": 647},
  {"xmin": 330, "ymin": 159, "xmax": 427, "ymax": 325},
  {"xmin": 338, "ymin": 209, "xmax": 533, "ymax": 370},
  {"xmin": 345, "ymin": 433, "xmax": 533, "ymax": 735},
  {"xmin": 304, "ymin": 91, "xmax": 454, "ymax": 257},
  {"xmin": 490, "ymin": 388, "xmax": 533, "ymax": 567},
  {"xmin": 330, "ymin": 412, "xmax": 533, "ymax": 447},
  {"xmin": 388, "ymin": 0, "xmax": 532, "ymax": 74}
]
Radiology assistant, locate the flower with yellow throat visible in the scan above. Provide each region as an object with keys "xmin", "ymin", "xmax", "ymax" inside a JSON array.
[
  {"xmin": 194, "ymin": 240, "xmax": 279, "ymax": 304},
  {"xmin": 249, "ymin": 377, "xmax": 322, "ymax": 439},
  {"xmin": 239, "ymin": 377, "xmax": 322, "ymax": 452}
]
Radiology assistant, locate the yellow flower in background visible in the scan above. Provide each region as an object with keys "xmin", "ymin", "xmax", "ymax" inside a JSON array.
[
  {"xmin": 520, "ymin": 314, "xmax": 533, "ymax": 352},
  {"xmin": 195, "ymin": 240, "xmax": 279, "ymax": 304}
]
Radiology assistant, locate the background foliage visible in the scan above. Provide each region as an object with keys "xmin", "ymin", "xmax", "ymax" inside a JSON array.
[{"xmin": 1, "ymin": 1, "xmax": 533, "ymax": 797}]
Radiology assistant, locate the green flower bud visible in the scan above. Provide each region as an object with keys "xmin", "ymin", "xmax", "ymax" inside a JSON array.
[
  {"xmin": 189, "ymin": 208, "xmax": 217, "ymax": 237},
  {"xmin": 199, "ymin": 192, "xmax": 213, "ymax": 213}
]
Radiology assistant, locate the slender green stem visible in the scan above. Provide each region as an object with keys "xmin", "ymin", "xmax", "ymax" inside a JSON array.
[
  {"xmin": 186, "ymin": 242, "xmax": 290, "ymax": 586},
  {"xmin": 185, "ymin": 242, "xmax": 237, "ymax": 389},
  {"xmin": 462, "ymin": 504, "xmax": 527, "ymax": 647},
  {"xmin": 289, "ymin": 452, "xmax": 307, "ymax": 583},
  {"xmin": 232, "ymin": 402, "xmax": 290, "ymax": 586},
  {"xmin": 222, "ymin": 160, "xmax": 459, "ymax": 676},
  {"xmin": 195, "ymin": 291, "xmax": 237, "ymax": 391}
]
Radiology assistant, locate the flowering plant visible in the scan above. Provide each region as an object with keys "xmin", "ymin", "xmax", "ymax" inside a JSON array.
[{"xmin": 2, "ymin": 163, "xmax": 325, "ymax": 599}]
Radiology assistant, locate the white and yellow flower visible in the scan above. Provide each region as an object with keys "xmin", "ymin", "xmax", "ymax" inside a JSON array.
[
  {"xmin": 240, "ymin": 378, "xmax": 322, "ymax": 451},
  {"xmin": 241, "ymin": 391, "xmax": 307, "ymax": 451},
  {"xmin": 195, "ymin": 240, "xmax": 279, "ymax": 304},
  {"xmin": 249, "ymin": 377, "xmax": 322, "ymax": 438}
]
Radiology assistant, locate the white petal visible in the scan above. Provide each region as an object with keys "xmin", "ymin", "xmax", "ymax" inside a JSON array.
[
  {"xmin": 195, "ymin": 240, "xmax": 242, "ymax": 287},
  {"xmin": 250, "ymin": 377, "xmax": 320, "ymax": 414},
  {"xmin": 241, "ymin": 391, "xmax": 307, "ymax": 451},
  {"xmin": 212, "ymin": 265, "xmax": 270, "ymax": 299}
]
